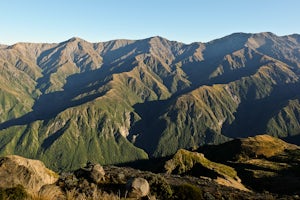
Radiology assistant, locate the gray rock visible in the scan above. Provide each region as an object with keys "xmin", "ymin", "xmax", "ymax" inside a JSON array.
[
  {"xmin": 126, "ymin": 177, "xmax": 150, "ymax": 198},
  {"xmin": 90, "ymin": 164, "xmax": 105, "ymax": 183},
  {"xmin": 0, "ymin": 155, "xmax": 58, "ymax": 193},
  {"xmin": 75, "ymin": 162, "xmax": 105, "ymax": 184},
  {"xmin": 116, "ymin": 172, "xmax": 126, "ymax": 183},
  {"xmin": 149, "ymin": 195, "xmax": 157, "ymax": 200},
  {"xmin": 204, "ymin": 192, "xmax": 216, "ymax": 200}
]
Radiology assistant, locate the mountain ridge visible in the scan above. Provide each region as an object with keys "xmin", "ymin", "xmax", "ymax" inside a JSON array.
[
  {"xmin": 4, "ymin": 32, "xmax": 300, "ymax": 47},
  {"xmin": 0, "ymin": 32, "xmax": 300, "ymax": 171}
]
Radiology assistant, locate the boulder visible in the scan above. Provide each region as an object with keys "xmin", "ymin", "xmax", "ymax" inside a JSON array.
[
  {"xmin": 90, "ymin": 163, "xmax": 105, "ymax": 183},
  {"xmin": 126, "ymin": 177, "xmax": 150, "ymax": 198},
  {"xmin": 75, "ymin": 162, "xmax": 105, "ymax": 184},
  {"xmin": 0, "ymin": 155, "xmax": 58, "ymax": 193}
]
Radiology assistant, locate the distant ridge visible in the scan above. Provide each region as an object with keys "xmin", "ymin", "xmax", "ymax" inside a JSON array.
[
  {"xmin": 0, "ymin": 32, "xmax": 300, "ymax": 171},
  {"xmin": 4, "ymin": 32, "xmax": 300, "ymax": 46}
]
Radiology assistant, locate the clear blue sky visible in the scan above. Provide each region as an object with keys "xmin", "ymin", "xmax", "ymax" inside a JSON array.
[{"xmin": 1, "ymin": 0, "xmax": 299, "ymax": 44}]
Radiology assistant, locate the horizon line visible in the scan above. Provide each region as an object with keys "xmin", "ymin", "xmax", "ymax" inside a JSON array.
[{"xmin": 1, "ymin": 31, "xmax": 299, "ymax": 46}]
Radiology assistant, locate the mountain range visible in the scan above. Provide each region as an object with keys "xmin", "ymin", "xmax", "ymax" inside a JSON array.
[{"xmin": 0, "ymin": 32, "xmax": 300, "ymax": 171}]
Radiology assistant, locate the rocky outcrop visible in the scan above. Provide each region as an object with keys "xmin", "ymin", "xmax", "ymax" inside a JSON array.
[
  {"xmin": 90, "ymin": 163, "xmax": 106, "ymax": 183},
  {"xmin": 165, "ymin": 149, "xmax": 237, "ymax": 178},
  {"xmin": 126, "ymin": 177, "xmax": 150, "ymax": 198},
  {"xmin": 0, "ymin": 154, "xmax": 296, "ymax": 199},
  {"xmin": 75, "ymin": 162, "xmax": 105, "ymax": 184},
  {"xmin": 239, "ymin": 135, "xmax": 299, "ymax": 158},
  {"xmin": 199, "ymin": 135, "xmax": 300, "ymax": 194},
  {"xmin": 200, "ymin": 134, "xmax": 300, "ymax": 163},
  {"xmin": 0, "ymin": 155, "xmax": 58, "ymax": 193},
  {"xmin": 165, "ymin": 149, "xmax": 249, "ymax": 191}
]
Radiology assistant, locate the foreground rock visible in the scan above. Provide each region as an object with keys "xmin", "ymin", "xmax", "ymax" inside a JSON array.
[
  {"xmin": 89, "ymin": 163, "xmax": 106, "ymax": 183},
  {"xmin": 0, "ymin": 154, "xmax": 296, "ymax": 199},
  {"xmin": 0, "ymin": 155, "xmax": 58, "ymax": 193},
  {"xmin": 126, "ymin": 177, "xmax": 150, "ymax": 198},
  {"xmin": 75, "ymin": 162, "xmax": 105, "ymax": 184}
]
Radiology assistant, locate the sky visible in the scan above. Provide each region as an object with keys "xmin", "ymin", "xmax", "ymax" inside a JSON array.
[{"xmin": 1, "ymin": 0, "xmax": 300, "ymax": 45}]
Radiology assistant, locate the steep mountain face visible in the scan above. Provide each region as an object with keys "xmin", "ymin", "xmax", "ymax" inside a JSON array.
[{"xmin": 0, "ymin": 32, "xmax": 300, "ymax": 171}]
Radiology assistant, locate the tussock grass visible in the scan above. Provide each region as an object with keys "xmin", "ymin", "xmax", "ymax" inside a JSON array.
[
  {"xmin": 165, "ymin": 149, "xmax": 237, "ymax": 179},
  {"xmin": 28, "ymin": 188, "xmax": 121, "ymax": 200}
]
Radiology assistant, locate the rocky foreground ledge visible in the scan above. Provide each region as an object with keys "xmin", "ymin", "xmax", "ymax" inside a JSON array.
[
  {"xmin": 0, "ymin": 155, "xmax": 271, "ymax": 200},
  {"xmin": 0, "ymin": 160, "xmax": 295, "ymax": 200},
  {"xmin": 1, "ymin": 135, "xmax": 300, "ymax": 199}
]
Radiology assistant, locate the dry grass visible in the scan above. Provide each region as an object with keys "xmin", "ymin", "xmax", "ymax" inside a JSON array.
[
  {"xmin": 245, "ymin": 159, "xmax": 290, "ymax": 171},
  {"xmin": 165, "ymin": 149, "xmax": 237, "ymax": 179},
  {"xmin": 240, "ymin": 134, "xmax": 299, "ymax": 158},
  {"xmin": 27, "ymin": 188, "xmax": 121, "ymax": 200},
  {"xmin": 74, "ymin": 192, "xmax": 120, "ymax": 200},
  {"xmin": 65, "ymin": 189, "xmax": 121, "ymax": 200}
]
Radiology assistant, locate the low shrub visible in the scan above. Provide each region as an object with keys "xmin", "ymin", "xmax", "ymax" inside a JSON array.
[
  {"xmin": 173, "ymin": 183, "xmax": 203, "ymax": 200},
  {"xmin": 0, "ymin": 185, "xmax": 29, "ymax": 200},
  {"xmin": 143, "ymin": 174, "xmax": 173, "ymax": 199}
]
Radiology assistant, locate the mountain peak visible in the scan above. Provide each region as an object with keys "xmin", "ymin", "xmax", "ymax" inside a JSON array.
[
  {"xmin": 7, "ymin": 42, "xmax": 39, "ymax": 51},
  {"xmin": 149, "ymin": 35, "xmax": 167, "ymax": 40},
  {"xmin": 287, "ymin": 33, "xmax": 300, "ymax": 38},
  {"xmin": 147, "ymin": 35, "xmax": 170, "ymax": 44},
  {"xmin": 208, "ymin": 32, "xmax": 251, "ymax": 43},
  {"xmin": 249, "ymin": 32, "xmax": 279, "ymax": 40},
  {"xmin": 257, "ymin": 32, "xmax": 277, "ymax": 37},
  {"xmin": 65, "ymin": 37, "xmax": 87, "ymax": 44}
]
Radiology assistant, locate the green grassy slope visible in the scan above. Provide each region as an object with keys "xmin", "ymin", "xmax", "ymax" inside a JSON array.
[{"xmin": 0, "ymin": 33, "xmax": 300, "ymax": 171}]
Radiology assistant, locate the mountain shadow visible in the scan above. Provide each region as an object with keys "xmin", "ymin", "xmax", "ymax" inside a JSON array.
[
  {"xmin": 0, "ymin": 68, "xmax": 111, "ymax": 130},
  {"xmin": 129, "ymin": 99, "xmax": 171, "ymax": 155},
  {"xmin": 0, "ymin": 53, "xmax": 143, "ymax": 131},
  {"xmin": 221, "ymin": 82, "xmax": 300, "ymax": 138},
  {"xmin": 282, "ymin": 134, "xmax": 300, "ymax": 146},
  {"xmin": 41, "ymin": 120, "xmax": 71, "ymax": 150}
]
